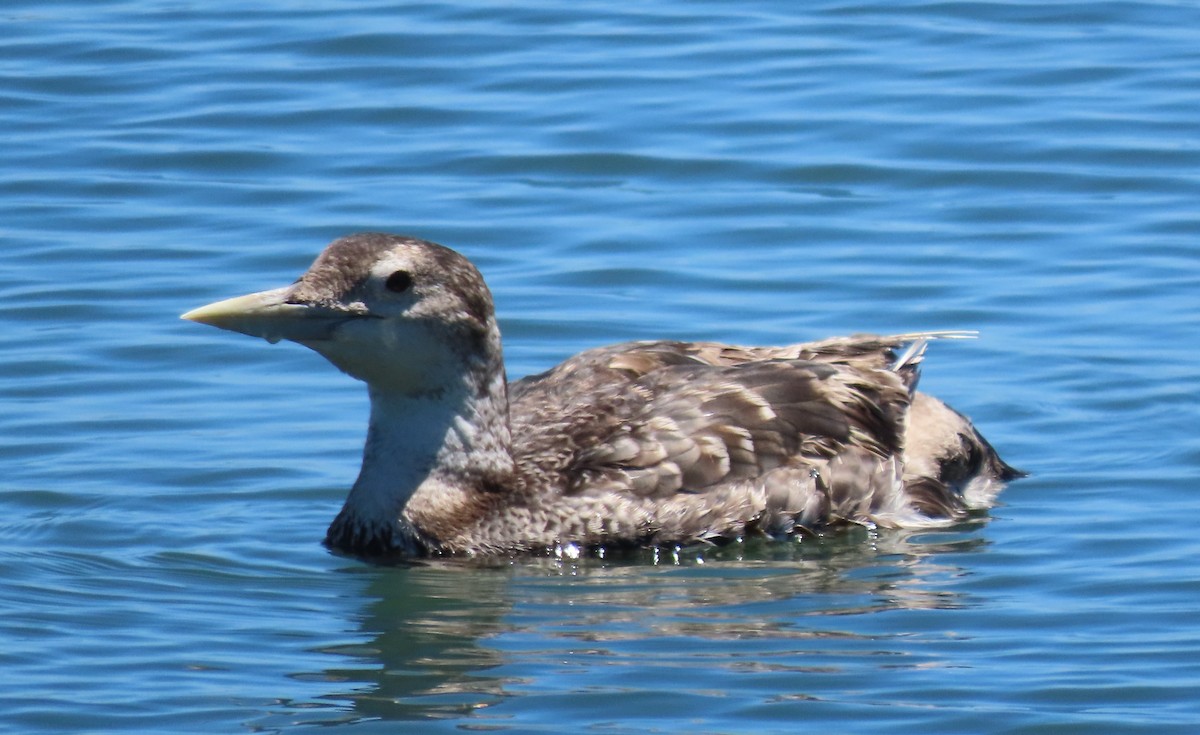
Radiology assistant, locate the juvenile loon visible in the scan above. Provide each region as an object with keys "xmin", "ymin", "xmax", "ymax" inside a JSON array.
[{"xmin": 182, "ymin": 233, "xmax": 1021, "ymax": 558}]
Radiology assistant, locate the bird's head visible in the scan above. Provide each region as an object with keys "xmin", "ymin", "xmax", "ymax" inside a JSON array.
[{"xmin": 183, "ymin": 233, "xmax": 500, "ymax": 396}]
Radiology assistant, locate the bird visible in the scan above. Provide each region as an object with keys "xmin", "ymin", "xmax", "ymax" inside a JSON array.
[{"xmin": 182, "ymin": 233, "xmax": 1021, "ymax": 559}]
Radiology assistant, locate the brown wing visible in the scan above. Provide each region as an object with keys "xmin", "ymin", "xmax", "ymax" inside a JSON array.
[
  {"xmin": 502, "ymin": 333, "xmax": 1012, "ymax": 545},
  {"xmin": 509, "ymin": 331, "xmax": 963, "ymax": 401},
  {"xmin": 508, "ymin": 339, "xmax": 913, "ymax": 504}
]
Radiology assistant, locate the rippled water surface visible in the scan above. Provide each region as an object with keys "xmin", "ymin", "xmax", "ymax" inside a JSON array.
[{"xmin": 3, "ymin": 1, "xmax": 1199, "ymax": 733}]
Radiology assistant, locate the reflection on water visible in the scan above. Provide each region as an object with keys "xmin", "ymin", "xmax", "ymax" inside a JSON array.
[
  {"xmin": 304, "ymin": 528, "xmax": 990, "ymax": 726},
  {"xmin": 315, "ymin": 565, "xmax": 514, "ymax": 724}
]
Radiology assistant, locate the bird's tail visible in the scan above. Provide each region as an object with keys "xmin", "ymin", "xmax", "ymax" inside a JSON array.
[{"xmin": 889, "ymin": 330, "xmax": 978, "ymax": 371}]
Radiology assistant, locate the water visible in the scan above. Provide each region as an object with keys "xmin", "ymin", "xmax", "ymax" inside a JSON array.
[{"xmin": 2, "ymin": 1, "xmax": 1198, "ymax": 732}]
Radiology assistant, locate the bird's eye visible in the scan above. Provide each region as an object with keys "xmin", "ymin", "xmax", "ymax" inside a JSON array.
[{"xmin": 385, "ymin": 270, "xmax": 413, "ymax": 293}]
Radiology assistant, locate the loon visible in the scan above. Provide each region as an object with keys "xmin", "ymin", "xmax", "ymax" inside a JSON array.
[{"xmin": 182, "ymin": 233, "xmax": 1021, "ymax": 559}]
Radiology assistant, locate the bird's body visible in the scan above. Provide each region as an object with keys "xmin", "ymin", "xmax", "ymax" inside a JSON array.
[{"xmin": 183, "ymin": 233, "xmax": 1020, "ymax": 559}]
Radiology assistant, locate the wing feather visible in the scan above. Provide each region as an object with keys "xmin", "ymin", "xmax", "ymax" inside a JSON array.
[
  {"xmin": 511, "ymin": 342, "xmax": 912, "ymax": 506},
  {"xmin": 497, "ymin": 332, "xmax": 1009, "ymax": 545}
]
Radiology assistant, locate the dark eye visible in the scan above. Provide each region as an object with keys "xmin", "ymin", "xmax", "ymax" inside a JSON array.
[{"xmin": 385, "ymin": 270, "xmax": 413, "ymax": 293}]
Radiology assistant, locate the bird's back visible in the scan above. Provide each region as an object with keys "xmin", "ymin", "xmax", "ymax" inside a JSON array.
[{"xmin": 497, "ymin": 334, "xmax": 998, "ymax": 548}]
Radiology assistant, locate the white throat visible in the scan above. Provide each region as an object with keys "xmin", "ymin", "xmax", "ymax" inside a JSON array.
[{"xmin": 325, "ymin": 360, "xmax": 513, "ymax": 555}]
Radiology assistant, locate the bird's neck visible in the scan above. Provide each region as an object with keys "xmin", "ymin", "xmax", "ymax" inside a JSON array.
[{"xmin": 325, "ymin": 353, "xmax": 513, "ymax": 556}]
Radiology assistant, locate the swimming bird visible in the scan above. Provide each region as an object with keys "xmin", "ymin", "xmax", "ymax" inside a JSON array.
[{"xmin": 182, "ymin": 233, "xmax": 1021, "ymax": 558}]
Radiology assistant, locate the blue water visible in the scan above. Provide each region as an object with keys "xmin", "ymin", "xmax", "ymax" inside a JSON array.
[{"xmin": 3, "ymin": 1, "xmax": 1199, "ymax": 732}]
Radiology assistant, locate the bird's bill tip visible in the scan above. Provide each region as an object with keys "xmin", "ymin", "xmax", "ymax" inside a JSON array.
[
  {"xmin": 181, "ymin": 287, "xmax": 336, "ymax": 343},
  {"xmin": 182, "ymin": 286, "xmax": 288, "ymax": 325}
]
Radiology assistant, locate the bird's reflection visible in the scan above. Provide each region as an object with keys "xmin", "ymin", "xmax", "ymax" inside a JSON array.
[{"xmin": 301, "ymin": 524, "xmax": 991, "ymax": 726}]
